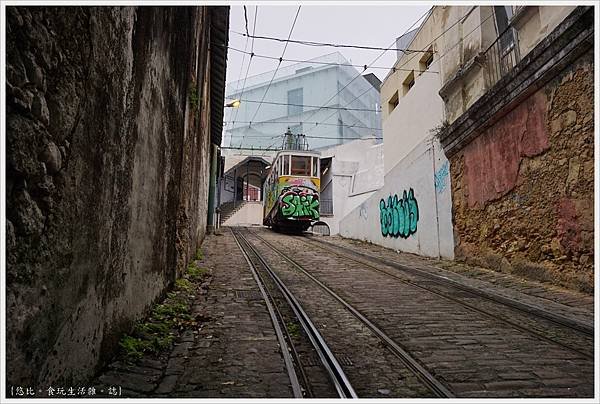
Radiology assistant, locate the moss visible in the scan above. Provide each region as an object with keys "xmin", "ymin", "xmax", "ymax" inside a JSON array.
[
  {"xmin": 189, "ymin": 85, "xmax": 199, "ymax": 111},
  {"xmin": 194, "ymin": 249, "xmax": 204, "ymax": 260},
  {"xmin": 119, "ymin": 335, "xmax": 152, "ymax": 361},
  {"xmin": 175, "ymin": 278, "xmax": 194, "ymax": 292},
  {"xmin": 186, "ymin": 262, "xmax": 209, "ymax": 282},
  {"xmin": 286, "ymin": 321, "xmax": 300, "ymax": 338}
]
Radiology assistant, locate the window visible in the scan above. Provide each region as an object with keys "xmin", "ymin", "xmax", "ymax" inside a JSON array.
[
  {"xmin": 312, "ymin": 157, "xmax": 319, "ymax": 178},
  {"xmin": 419, "ymin": 49, "xmax": 434, "ymax": 72},
  {"xmin": 494, "ymin": 6, "xmax": 515, "ymax": 53},
  {"xmin": 388, "ymin": 91, "xmax": 399, "ymax": 114},
  {"xmin": 402, "ymin": 71, "xmax": 415, "ymax": 95},
  {"xmin": 287, "ymin": 88, "xmax": 303, "ymax": 116},
  {"xmin": 283, "ymin": 155, "xmax": 290, "ymax": 175},
  {"xmin": 291, "ymin": 155, "xmax": 311, "ymax": 176}
]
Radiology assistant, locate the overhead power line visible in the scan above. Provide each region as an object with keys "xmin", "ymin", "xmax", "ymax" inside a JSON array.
[
  {"xmin": 231, "ymin": 30, "xmax": 431, "ymax": 53},
  {"xmin": 230, "ymin": 133, "xmax": 382, "ymax": 140},
  {"xmin": 238, "ymin": 98, "xmax": 381, "ymax": 113},
  {"xmin": 223, "ymin": 45, "xmax": 439, "ymax": 74},
  {"xmin": 247, "ymin": 6, "xmax": 301, "ymax": 125},
  {"xmin": 307, "ymin": 7, "xmax": 494, "ymax": 136},
  {"xmin": 304, "ymin": 6, "xmax": 433, "ymax": 134},
  {"xmin": 231, "ymin": 6, "xmax": 258, "ymax": 130},
  {"xmin": 224, "ymin": 120, "xmax": 382, "ymax": 131}
]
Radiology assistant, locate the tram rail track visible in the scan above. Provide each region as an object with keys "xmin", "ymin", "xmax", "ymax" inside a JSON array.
[
  {"xmin": 293, "ymin": 233, "xmax": 594, "ymax": 360},
  {"xmin": 231, "ymin": 228, "xmax": 357, "ymax": 398},
  {"xmin": 240, "ymin": 228, "xmax": 455, "ymax": 398},
  {"xmin": 309, "ymin": 235, "xmax": 593, "ymax": 336}
]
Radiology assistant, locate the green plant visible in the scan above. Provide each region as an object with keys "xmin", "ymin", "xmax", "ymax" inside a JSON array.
[
  {"xmin": 175, "ymin": 278, "xmax": 194, "ymax": 292},
  {"xmin": 194, "ymin": 249, "xmax": 204, "ymax": 260},
  {"xmin": 186, "ymin": 263, "xmax": 209, "ymax": 282},
  {"xmin": 429, "ymin": 119, "xmax": 450, "ymax": 141},
  {"xmin": 189, "ymin": 85, "xmax": 199, "ymax": 111},
  {"xmin": 119, "ymin": 335, "xmax": 151, "ymax": 361},
  {"xmin": 286, "ymin": 321, "xmax": 300, "ymax": 338}
]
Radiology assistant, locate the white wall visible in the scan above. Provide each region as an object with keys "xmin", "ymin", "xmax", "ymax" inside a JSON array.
[
  {"xmin": 223, "ymin": 202, "xmax": 263, "ymax": 226},
  {"xmin": 382, "ymin": 60, "xmax": 445, "ymax": 174},
  {"xmin": 318, "ymin": 139, "xmax": 384, "ymax": 235},
  {"xmin": 339, "ymin": 137, "xmax": 454, "ymax": 259}
]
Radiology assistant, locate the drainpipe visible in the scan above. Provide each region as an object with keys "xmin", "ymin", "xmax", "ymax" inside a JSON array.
[{"xmin": 207, "ymin": 143, "xmax": 218, "ymax": 233}]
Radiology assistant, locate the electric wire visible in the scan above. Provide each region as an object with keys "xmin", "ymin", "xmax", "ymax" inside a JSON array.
[
  {"xmin": 302, "ymin": 7, "xmax": 433, "ymax": 131},
  {"xmin": 231, "ymin": 29, "xmax": 432, "ymax": 53},
  {"xmin": 307, "ymin": 7, "xmax": 494, "ymax": 136},
  {"xmin": 225, "ymin": 120, "xmax": 382, "ymax": 131},
  {"xmin": 231, "ymin": 6, "xmax": 258, "ymax": 132},
  {"xmin": 247, "ymin": 6, "xmax": 301, "ymax": 126},
  {"xmin": 223, "ymin": 45, "xmax": 439, "ymax": 73},
  {"xmin": 239, "ymin": 98, "xmax": 381, "ymax": 113},
  {"xmin": 228, "ymin": 6, "xmax": 499, "ymax": 149}
]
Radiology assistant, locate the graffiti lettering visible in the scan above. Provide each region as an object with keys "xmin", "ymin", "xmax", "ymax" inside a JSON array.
[
  {"xmin": 379, "ymin": 188, "xmax": 419, "ymax": 238},
  {"xmin": 434, "ymin": 161, "xmax": 449, "ymax": 194},
  {"xmin": 280, "ymin": 187, "xmax": 320, "ymax": 219}
]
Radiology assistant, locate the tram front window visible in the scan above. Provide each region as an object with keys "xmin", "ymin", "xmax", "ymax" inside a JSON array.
[{"xmin": 291, "ymin": 156, "xmax": 311, "ymax": 176}]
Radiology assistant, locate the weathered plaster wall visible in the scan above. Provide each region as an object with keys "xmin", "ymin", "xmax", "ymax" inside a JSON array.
[
  {"xmin": 450, "ymin": 51, "xmax": 594, "ymax": 292},
  {"xmin": 6, "ymin": 6, "xmax": 217, "ymax": 386},
  {"xmin": 339, "ymin": 137, "xmax": 454, "ymax": 259}
]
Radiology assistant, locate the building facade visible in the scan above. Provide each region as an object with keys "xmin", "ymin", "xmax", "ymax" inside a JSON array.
[
  {"xmin": 337, "ymin": 5, "xmax": 593, "ymax": 286},
  {"xmin": 338, "ymin": 7, "xmax": 455, "ymax": 259},
  {"xmin": 438, "ymin": 6, "xmax": 594, "ymax": 292},
  {"xmin": 224, "ymin": 52, "xmax": 382, "ymax": 151}
]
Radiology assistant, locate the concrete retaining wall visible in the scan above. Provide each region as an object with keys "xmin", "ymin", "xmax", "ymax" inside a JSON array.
[{"xmin": 339, "ymin": 137, "xmax": 454, "ymax": 259}]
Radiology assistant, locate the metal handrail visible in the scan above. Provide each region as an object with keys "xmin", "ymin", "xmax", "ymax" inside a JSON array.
[{"xmin": 482, "ymin": 24, "xmax": 521, "ymax": 88}]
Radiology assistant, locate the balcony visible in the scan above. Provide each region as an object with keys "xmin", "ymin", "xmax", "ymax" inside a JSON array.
[{"xmin": 483, "ymin": 26, "xmax": 521, "ymax": 89}]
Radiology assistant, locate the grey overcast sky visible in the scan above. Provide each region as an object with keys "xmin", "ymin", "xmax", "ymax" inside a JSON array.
[{"xmin": 225, "ymin": 4, "xmax": 431, "ymax": 93}]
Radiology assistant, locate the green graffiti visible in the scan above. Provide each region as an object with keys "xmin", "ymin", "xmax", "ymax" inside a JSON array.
[
  {"xmin": 281, "ymin": 191, "xmax": 320, "ymax": 219},
  {"xmin": 379, "ymin": 188, "xmax": 419, "ymax": 238}
]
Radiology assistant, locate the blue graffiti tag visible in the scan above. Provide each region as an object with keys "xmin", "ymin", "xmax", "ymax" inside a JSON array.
[
  {"xmin": 379, "ymin": 188, "xmax": 419, "ymax": 238},
  {"xmin": 434, "ymin": 161, "xmax": 449, "ymax": 194}
]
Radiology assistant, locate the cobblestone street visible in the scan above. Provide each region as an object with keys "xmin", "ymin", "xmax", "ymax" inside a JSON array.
[{"xmin": 91, "ymin": 227, "xmax": 595, "ymax": 398}]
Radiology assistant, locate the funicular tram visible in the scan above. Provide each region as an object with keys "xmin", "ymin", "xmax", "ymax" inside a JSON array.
[{"xmin": 262, "ymin": 131, "xmax": 321, "ymax": 233}]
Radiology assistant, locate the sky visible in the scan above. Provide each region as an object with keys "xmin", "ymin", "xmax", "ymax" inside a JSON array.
[{"xmin": 225, "ymin": 4, "xmax": 431, "ymax": 93}]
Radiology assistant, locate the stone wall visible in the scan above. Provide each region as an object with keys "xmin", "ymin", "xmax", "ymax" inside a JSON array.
[
  {"xmin": 6, "ymin": 6, "xmax": 224, "ymax": 386},
  {"xmin": 450, "ymin": 49, "xmax": 594, "ymax": 292}
]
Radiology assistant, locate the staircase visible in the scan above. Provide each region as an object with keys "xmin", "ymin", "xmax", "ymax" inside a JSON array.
[{"xmin": 219, "ymin": 201, "xmax": 248, "ymax": 225}]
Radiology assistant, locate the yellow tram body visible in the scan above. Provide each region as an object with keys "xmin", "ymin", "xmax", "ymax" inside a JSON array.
[{"xmin": 263, "ymin": 150, "xmax": 321, "ymax": 232}]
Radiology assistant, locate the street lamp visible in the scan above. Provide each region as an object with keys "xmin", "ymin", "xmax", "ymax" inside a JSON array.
[{"xmin": 225, "ymin": 99, "xmax": 241, "ymax": 108}]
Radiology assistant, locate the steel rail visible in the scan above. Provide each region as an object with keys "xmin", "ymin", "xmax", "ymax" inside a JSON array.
[
  {"xmin": 248, "ymin": 229, "xmax": 454, "ymax": 398},
  {"xmin": 231, "ymin": 229, "xmax": 304, "ymax": 398},
  {"xmin": 297, "ymin": 235, "xmax": 593, "ymax": 359},
  {"xmin": 232, "ymin": 229, "xmax": 358, "ymax": 398},
  {"xmin": 311, "ymin": 236, "xmax": 594, "ymax": 336}
]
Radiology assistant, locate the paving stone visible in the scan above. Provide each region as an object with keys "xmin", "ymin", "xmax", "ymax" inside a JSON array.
[
  {"xmin": 155, "ymin": 375, "xmax": 179, "ymax": 394},
  {"xmin": 98, "ymin": 371, "xmax": 158, "ymax": 393}
]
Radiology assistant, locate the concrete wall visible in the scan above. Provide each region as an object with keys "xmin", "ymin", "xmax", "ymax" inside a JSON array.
[
  {"xmin": 222, "ymin": 202, "xmax": 263, "ymax": 226},
  {"xmin": 5, "ymin": 6, "xmax": 224, "ymax": 386},
  {"xmin": 339, "ymin": 137, "xmax": 454, "ymax": 259},
  {"xmin": 318, "ymin": 139, "xmax": 384, "ymax": 235},
  {"xmin": 381, "ymin": 58, "xmax": 445, "ymax": 174}
]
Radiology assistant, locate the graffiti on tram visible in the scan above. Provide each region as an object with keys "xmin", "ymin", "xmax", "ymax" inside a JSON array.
[{"xmin": 280, "ymin": 186, "xmax": 320, "ymax": 220}]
